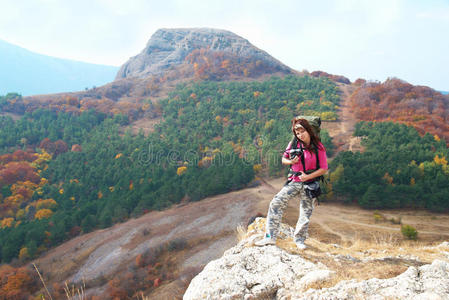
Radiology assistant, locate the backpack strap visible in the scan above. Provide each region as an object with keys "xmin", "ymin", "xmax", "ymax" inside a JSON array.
[
  {"xmin": 285, "ymin": 137, "xmax": 300, "ymax": 185},
  {"xmin": 313, "ymin": 145, "xmax": 324, "ymax": 183},
  {"xmin": 314, "ymin": 144, "xmax": 320, "ymax": 170},
  {"xmin": 299, "ymin": 141, "xmax": 323, "ymax": 183},
  {"xmin": 299, "ymin": 142, "xmax": 306, "ymax": 173},
  {"xmin": 286, "ymin": 138, "xmax": 323, "ymax": 183}
]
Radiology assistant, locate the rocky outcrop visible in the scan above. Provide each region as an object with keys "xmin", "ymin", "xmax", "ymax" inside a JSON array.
[
  {"xmin": 115, "ymin": 28, "xmax": 293, "ymax": 80},
  {"xmin": 184, "ymin": 218, "xmax": 449, "ymax": 300},
  {"xmin": 183, "ymin": 218, "xmax": 325, "ymax": 299},
  {"xmin": 183, "ymin": 241, "xmax": 332, "ymax": 299},
  {"xmin": 298, "ymin": 259, "xmax": 449, "ymax": 300}
]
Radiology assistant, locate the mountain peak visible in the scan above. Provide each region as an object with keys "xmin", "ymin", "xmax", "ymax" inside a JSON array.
[{"xmin": 115, "ymin": 27, "xmax": 293, "ymax": 80}]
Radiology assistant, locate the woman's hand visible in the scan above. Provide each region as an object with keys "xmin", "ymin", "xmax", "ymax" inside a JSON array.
[
  {"xmin": 299, "ymin": 168, "xmax": 328, "ymax": 182},
  {"xmin": 290, "ymin": 156, "xmax": 300, "ymax": 164},
  {"xmin": 282, "ymin": 156, "xmax": 300, "ymax": 166},
  {"xmin": 298, "ymin": 172, "xmax": 311, "ymax": 182}
]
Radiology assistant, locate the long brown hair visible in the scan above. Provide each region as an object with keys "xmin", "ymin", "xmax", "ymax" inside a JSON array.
[{"xmin": 291, "ymin": 118, "xmax": 322, "ymax": 151}]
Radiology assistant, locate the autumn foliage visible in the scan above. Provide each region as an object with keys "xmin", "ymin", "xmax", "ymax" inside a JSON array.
[
  {"xmin": 0, "ymin": 265, "xmax": 39, "ymax": 299},
  {"xmin": 310, "ymin": 71, "xmax": 351, "ymax": 84},
  {"xmin": 0, "ymin": 150, "xmax": 37, "ymax": 164},
  {"xmin": 0, "ymin": 148, "xmax": 54, "ymax": 229},
  {"xmin": 0, "ymin": 161, "xmax": 40, "ymax": 185},
  {"xmin": 185, "ymin": 48, "xmax": 290, "ymax": 80},
  {"xmin": 39, "ymin": 138, "xmax": 68, "ymax": 157},
  {"xmin": 349, "ymin": 78, "xmax": 449, "ymax": 143},
  {"xmin": 2, "ymin": 92, "xmax": 144, "ymax": 122}
]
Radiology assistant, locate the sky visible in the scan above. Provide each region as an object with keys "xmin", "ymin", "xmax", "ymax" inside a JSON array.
[{"xmin": 1, "ymin": 0, "xmax": 448, "ymax": 90}]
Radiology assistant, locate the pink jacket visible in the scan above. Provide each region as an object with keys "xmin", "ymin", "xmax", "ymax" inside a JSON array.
[{"xmin": 283, "ymin": 140, "xmax": 328, "ymax": 182}]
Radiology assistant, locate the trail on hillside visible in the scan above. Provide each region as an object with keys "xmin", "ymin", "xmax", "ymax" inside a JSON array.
[
  {"xmin": 315, "ymin": 212, "xmax": 449, "ymax": 237},
  {"xmin": 313, "ymin": 217, "xmax": 349, "ymax": 243},
  {"xmin": 322, "ymin": 83, "xmax": 362, "ymax": 155}
]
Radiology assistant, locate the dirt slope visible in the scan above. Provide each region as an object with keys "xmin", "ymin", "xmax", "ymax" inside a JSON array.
[
  {"xmin": 34, "ymin": 180, "xmax": 278, "ymax": 295},
  {"xmin": 321, "ymin": 83, "xmax": 364, "ymax": 155}
]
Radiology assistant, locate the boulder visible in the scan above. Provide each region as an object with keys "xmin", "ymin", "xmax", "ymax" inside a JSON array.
[
  {"xmin": 183, "ymin": 240, "xmax": 327, "ymax": 300},
  {"xmin": 184, "ymin": 218, "xmax": 331, "ymax": 300}
]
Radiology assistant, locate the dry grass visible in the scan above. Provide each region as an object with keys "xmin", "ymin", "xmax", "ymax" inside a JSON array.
[
  {"xmin": 138, "ymin": 292, "xmax": 150, "ymax": 300},
  {"xmin": 236, "ymin": 223, "xmax": 247, "ymax": 242},
  {"xmin": 33, "ymin": 263, "xmax": 53, "ymax": 300},
  {"xmin": 33, "ymin": 263, "xmax": 87, "ymax": 300},
  {"xmin": 243, "ymin": 217, "xmax": 449, "ymax": 293},
  {"xmin": 64, "ymin": 280, "xmax": 86, "ymax": 300},
  {"xmin": 142, "ymin": 280, "xmax": 185, "ymax": 300}
]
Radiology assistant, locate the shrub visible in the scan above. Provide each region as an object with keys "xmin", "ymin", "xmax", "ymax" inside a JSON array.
[
  {"xmin": 321, "ymin": 111, "xmax": 338, "ymax": 121},
  {"xmin": 389, "ymin": 216, "xmax": 402, "ymax": 225},
  {"xmin": 167, "ymin": 238, "xmax": 188, "ymax": 252},
  {"xmin": 401, "ymin": 224, "xmax": 418, "ymax": 240},
  {"xmin": 373, "ymin": 210, "xmax": 385, "ymax": 223}
]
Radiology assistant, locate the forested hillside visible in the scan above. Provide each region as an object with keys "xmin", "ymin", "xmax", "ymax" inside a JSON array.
[
  {"xmin": 0, "ymin": 75, "xmax": 339, "ymax": 264},
  {"xmin": 350, "ymin": 78, "xmax": 449, "ymax": 142},
  {"xmin": 328, "ymin": 121, "xmax": 449, "ymax": 211}
]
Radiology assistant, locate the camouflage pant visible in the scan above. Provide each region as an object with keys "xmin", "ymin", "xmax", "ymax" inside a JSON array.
[{"xmin": 265, "ymin": 181, "xmax": 314, "ymax": 243}]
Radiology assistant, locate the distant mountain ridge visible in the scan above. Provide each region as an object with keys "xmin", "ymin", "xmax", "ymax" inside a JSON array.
[
  {"xmin": 0, "ymin": 39, "xmax": 119, "ymax": 96},
  {"xmin": 20, "ymin": 28, "xmax": 296, "ymax": 114}
]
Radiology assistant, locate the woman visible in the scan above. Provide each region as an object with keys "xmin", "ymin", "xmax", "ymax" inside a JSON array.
[{"xmin": 255, "ymin": 118, "xmax": 328, "ymax": 250}]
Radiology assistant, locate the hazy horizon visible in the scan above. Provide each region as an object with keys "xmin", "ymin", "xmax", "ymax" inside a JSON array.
[
  {"xmin": 1, "ymin": 0, "xmax": 448, "ymax": 91},
  {"xmin": 0, "ymin": 39, "xmax": 118, "ymax": 96}
]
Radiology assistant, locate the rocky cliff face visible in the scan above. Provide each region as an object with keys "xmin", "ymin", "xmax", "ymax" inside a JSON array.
[
  {"xmin": 115, "ymin": 28, "xmax": 293, "ymax": 80},
  {"xmin": 184, "ymin": 218, "xmax": 449, "ymax": 300}
]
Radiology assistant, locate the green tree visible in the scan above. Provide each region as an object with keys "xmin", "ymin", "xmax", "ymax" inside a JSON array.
[{"xmin": 359, "ymin": 184, "xmax": 384, "ymax": 209}]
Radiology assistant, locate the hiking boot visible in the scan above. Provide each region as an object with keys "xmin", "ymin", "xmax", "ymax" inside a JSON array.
[
  {"xmin": 255, "ymin": 237, "xmax": 276, "ymax": 246},
  {"xmin": 295, "ymin": 241, "xmax": 307, "ymax": 250}
]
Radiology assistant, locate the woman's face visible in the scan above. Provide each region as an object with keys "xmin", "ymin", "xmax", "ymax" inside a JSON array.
[{"xmin": 294, "ymin": 123, "xmax": 311, "ymax": 145}]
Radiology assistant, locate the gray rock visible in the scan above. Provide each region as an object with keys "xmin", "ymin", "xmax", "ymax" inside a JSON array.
[
  {"xmin": 438, "ymin": 241, "xmax": 449, "ymax": 248},
  {"xmin": 116, "ymin": 28, "xmax": 292, "ymax": 80},
  {"xmin": 296, "ymin": 259, "xmax": 449, "ymax": 300},
  {"xmin": 184, "ymin": 219, "xmax": 330, "ymax": 300},
  {"xmin": 332, "ymin": 253, "xmax": 361, "ymax": 263},
  {"xmin": 184, "ymin": 219, "xmax": 449, "ymax": 300},
  {"xmin": 183, "ymin": 241, "xmax": 327, "ymax": 300},
  {"xmin": 298, "ymin": 269, "xmax": 335, "ymax": 287}
]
